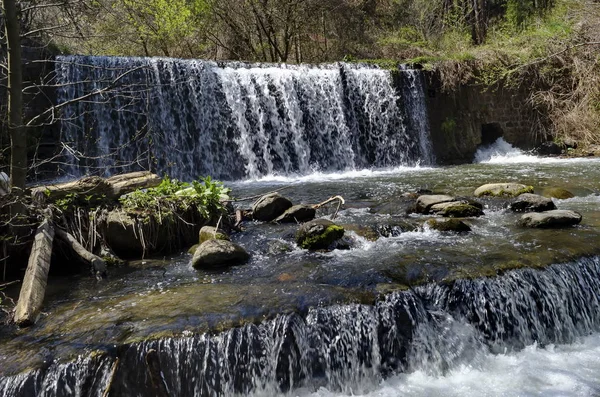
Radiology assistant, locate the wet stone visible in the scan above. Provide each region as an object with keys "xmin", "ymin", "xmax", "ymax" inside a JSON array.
[
  {"xmin": 509, "ymin": 193, "xmax": 556, "ymax": 213},
  {"xmin": 192, "ymin": 239, "xmax": 250, "ymax": 269},
  {"xmin": 274, "ymin": 205, "xmax": 316, "ymax": 224},
  {"xmin": 252, "ymin": 193, "xmax": 293, "ymax": 222},
  {"xmin": 474, "ymin": 183, "xmax": 534, "ymax": 198},
  {"xmin": 426, "ymin": 219, "xmax": 471, "ymax": 233},
  {"xmin": 199, "ymin": 226, "xmax": 230, "ymax": 244},
  {"xmin": 518, "ymin": 210, "xmax": 583, "ymax": 228},
  {"xmin": 430, "ymin": 201, "xmax": 484, "ymax": 217},
  {"xmin": 415, "ymin": 195, "xmax": 455, "ymax": 214},
  {"xmin": 296, "ymin": 219, "xmax": 345, "ymax": 250}
]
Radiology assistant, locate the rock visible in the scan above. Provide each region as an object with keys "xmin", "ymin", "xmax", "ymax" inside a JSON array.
[
  {"xmin": 343, "ymin": 224, "xmax": 380, "ymax": 241},
  {"xmin": 274, "ymin": 205, "xmax": 316, "ymax": 223},
  {"xmin": 518, "ymin": 210, "xmax": 582, "ymax": 228},
  {"xmin": 536, "ymin": 141, "xmax": 562, "ymax": 156},
  {"xmin": 252, "ymin": 193, "xmax": 293, "ymax": 222},
  {"xmin": 429, "ymin": 202, "xmax": 484, "ymax": 217},
  {"xmin": 296, "ymin": 219, "xmax": 345, "ymax": 250},
  {"xmin": 474, "ymin": 183, "xmax": 534, "ymax": 198},
  {"xmin": 376, "ymin": 221, "xmax": 418, "ymax": 237},
  {"xmin": 199, "ymin": 226, "xmax": 230, "ymax": 244},
  {"xmin": 561, "ymin": 138, "xmax": 578, "ymax": 149},
  {"xmin": 426, "ymin": 219, "xmax": 471, "ymax": 233},
  {"xmin": 415, "ymin": 195, "xmax": 455, "ymax": 214},
  {"xmin": 509, "ymin": 193, "xmax": 557, "ymax": 213},
  {"xmin": 188, "ymin": 244, "xmax": 199, "ymax": 254},
  {"xmin": 192, "ymin": 239, "xmax": 250, "ymax": 269},
  {"xmin": 104, "ymin": 210, "xmax": 145, "ymax": 258},
  {"xmin": 541, "ymin": 187, "xmax": 574, "ymax": 200}
]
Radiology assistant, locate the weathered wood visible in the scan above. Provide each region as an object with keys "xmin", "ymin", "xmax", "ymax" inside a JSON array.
[
  {"xmin": 31, "ymin": 176, "xmax": 112, "ymax": 202},
  {"xmin": 30, "ymin": 172, "xmax": 161, "ymax": 202},
  {"xmin": 145, "ymin": 349, "xmax": 170, "ymax": 397},
  {"xmin": 106, "ymin": 171, "xmax": 161, "ymax": 197},
  {"xmin": 56, "ymin": 228, "xmax": 108, "ymax": 279},
  {"xmin": 13, "ymin": 220, "xmax": 55, "ymax": 327}
]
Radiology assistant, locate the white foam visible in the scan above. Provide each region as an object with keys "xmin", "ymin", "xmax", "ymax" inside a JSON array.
[
  {"xmin": 303, "ymin": 333, "xmax": 600, "ymax": 397},
  {"xmin": 238, "ymin": 165, "xmax": 434, "ymax": 184}
]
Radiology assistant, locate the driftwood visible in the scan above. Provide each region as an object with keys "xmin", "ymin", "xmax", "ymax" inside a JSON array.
[
  {"xmin": 56, "ymin": 228, "xmax": 108, "ymax": 279},
  {"xmin": 31, "ymin": 171, "xmax": 161, "ymax": 202},
  {"xmin": 106, "ymin": 171, "xmax": 161, "ymax": 197},
  {"xmin": 145, "ymin": 349, "xmax": 170, "ymax": 397},
  {"xmin": 313, "ymin": 195, "xmax": 345, "ymax": 220},
  {"xmin": 13, "ymin": 220, "xmax": 55, "ymax": 327}
]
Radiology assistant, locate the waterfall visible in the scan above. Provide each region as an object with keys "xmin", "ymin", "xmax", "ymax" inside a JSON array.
[
  {"xmin": 3, "ymin": 256, "xmax": 600, "ymax": 396},
  {"xmin": 55, "ymin": 56, "xmax": 434, "ymax": 181}
]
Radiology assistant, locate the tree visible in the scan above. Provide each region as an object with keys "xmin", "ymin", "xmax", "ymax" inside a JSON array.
[{"xmin": 2, "ymin": 0, "xmax": 25, "ymax": 194}]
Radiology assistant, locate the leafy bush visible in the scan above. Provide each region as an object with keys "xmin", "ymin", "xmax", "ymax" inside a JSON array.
[{"xmin": 119, "ymin": 176, "xmax": 231, "ymax": 219}]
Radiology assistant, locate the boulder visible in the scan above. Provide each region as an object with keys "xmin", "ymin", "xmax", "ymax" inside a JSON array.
[
  {"xmin": 192, "ymin": 239, "xmax": 250, "ymax": 269},
  {"xmin": 541, "ymin": 187, "xmax": 574, "ymax": 200},
  {"xmin": 561, "ymin": 138, "xmax": 578, "ymax": 149},
  {"xmin": 518, "ymin": 210, "xmax": 582, "ymax": 228},
  {"xmin": 104, "ymin": 210, "xmax": 145, "ymax": 258},
  {"xmin": 274, "ymin": 204, "xmax": 316, "ymax": 223},
  {"xmin": 252, "ymin": 193, "xmax": 293, "ymax": 222},
  {"xmin": 199, "ymin": 226, "xmax": 230, "ymax": 244},
  {"xmin": 188, "ymin": 244, "xmax": 199, "ymax": 254},
  {"xmin": 426, "ymin": 219, "xmax": 471, "ymax": 233},
  {"xmin": 415, "ymin": 195, "xmax": 455, "ymax": 214},
  {"xmin": 536, "ymin": 141, "xmax": 562, "ymax": 156},
  {"xmin": 296, "ymin": 219, "xmax": 345, "ymax": 250},
  {"xmin": 429, "ymin": 202, "xmax": 484, "ymax": 217},
  {"xmin": 474, "ymin": 183, "xmax": 534, "ymax": 198},
  {"xmin": 509, "ymin": 193, "xmax": 557, "ymax": 213}
]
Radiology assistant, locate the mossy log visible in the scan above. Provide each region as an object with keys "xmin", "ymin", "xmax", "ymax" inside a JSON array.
[
  {"xmin": 13, "ymin": 220, "xmax": 54, "ymax": 327},
  {"xmin": 31, "ymin": 171, "xmax": 161, "ymax": 202}
]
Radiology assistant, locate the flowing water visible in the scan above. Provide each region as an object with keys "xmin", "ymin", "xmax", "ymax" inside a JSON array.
[{"xmin": 1, "ymin": 58, "xmax": 600, "ymax": 395}]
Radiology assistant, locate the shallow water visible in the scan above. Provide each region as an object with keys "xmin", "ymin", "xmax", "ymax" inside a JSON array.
[{"xmin": 1, "ymin": 147, "xmax": 600, "ymax": 394}]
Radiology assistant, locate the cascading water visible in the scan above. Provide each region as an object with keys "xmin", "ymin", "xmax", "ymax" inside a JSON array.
[
  {"xmin": 55, "ymin": 56, "xmax": 434, "ymax": 180},
  {"xmin": 3, "ymin": 256, "xmax": 600, "ymax": 396}
]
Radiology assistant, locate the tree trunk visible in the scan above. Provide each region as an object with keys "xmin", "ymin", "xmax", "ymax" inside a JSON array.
[
  {"xmin": 2, "ymin": 0, "xmax": 26, "ymax": 193},
  {"xmin": 13, "ymin": 219, "xmax": 55, "ymax": 327}
]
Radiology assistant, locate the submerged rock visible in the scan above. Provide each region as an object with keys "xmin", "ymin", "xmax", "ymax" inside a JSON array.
[
  {"xmin": 192, "ymin": 239, "xmax": 250, "ymax": 269},
  {"xmin": 509, "ymin": 193, "xmax": 557, "ymax": 213},
  {"xmin": 296, "ymin": 219, "xmax": 345, "ymax": 250},
  {"xmin": 430, "ymin": 201, "xmax": 484, "ymax": 217},
  {"xmin": 474, "ymin": 183, "xmax": 534, "ymax": 198},
  {"xmin": 415, "ymin": 195, "xmax": 455, "ymax": 214},
  {"xmin": 199, "ymin": 226, "xmax": 230, "ymax": 244},
  {"xmin": 541, "ymin": 187, "xmax": 575, "ymax": 200},
  {"xmin": 536, "ymin": 141, "xmax": 562, "ymax": 156},
  {"xmin": 426, "ymin": 219, "xmax": 471, "ymax": 233},
  {"xmin": 274, "ymin": 204, "xmax": 316, "ymax": 223},
  {"xmin": 252, "ymin": 193, "xmax": 293, "ymax": 222},
  {"xmin": 518, "ymin": 210, "xmax": 582, "ymax": 228}
]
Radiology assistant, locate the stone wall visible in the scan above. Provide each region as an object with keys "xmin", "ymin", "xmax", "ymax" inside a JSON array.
[{"xmin": 424, "ymin": 70, "xmax": 545, "ymax": 164}]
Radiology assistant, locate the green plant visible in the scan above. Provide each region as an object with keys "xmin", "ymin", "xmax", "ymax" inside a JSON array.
[{"xmin": 119, "ymin": 176, "xmax": 230, "ymax": 219}]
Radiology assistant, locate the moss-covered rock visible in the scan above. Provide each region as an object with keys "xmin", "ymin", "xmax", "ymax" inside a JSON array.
[
  {"xmin": 426, "ymin": 218, "xmax": 471, "ymax": 233},
  {"xmin": 188, "ymin": 244, "xmax": 199, "ymax": 254},
  {"xmin": 541, "ymin": 187, "xmax": 575, "ymax": 200},
  {"xmin": 199, "ymin": 226, "xmax": 230, "ymax": 244},
  {"xmin": 474, "ymin": 183, "xmax": 534, "ymax": 197},
  {"xmin": 415, "ymin": 194, "xmax": 455, "ymax": 214},
  {"xmin": 296, "ymin": 219, "xmax": 345, "ymax": 250}
]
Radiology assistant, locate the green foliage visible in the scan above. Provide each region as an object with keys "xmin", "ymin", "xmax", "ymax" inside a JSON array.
[
  {"xmin": 119, "ymin": 176, "xmax": 230, "ymax": 219},
  {"xmin": 441, "ymin": 118, "xmax": 457, "ymax": 135}
]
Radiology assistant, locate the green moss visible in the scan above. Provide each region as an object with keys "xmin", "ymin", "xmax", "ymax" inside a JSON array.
[
  {"xmin": 479, "ymin": 185, "xmax": 534, "ymax": 197},
  {"xmin": 441, "ymin": 117, "xmax": 457, "ymax": 135},
  {"xmin": 299, "ymin": 225, "xmax": 345, "ymax": 250},
  {"xmin": 188, "ymin": 244, "xmax": 199, "ymax": 254}
]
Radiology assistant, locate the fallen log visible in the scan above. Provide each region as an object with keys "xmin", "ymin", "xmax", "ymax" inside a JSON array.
[
  {"xmin": 106, "ymin": 171, "xmax": 161, "ymax": 197},
  {"xmin": 30, "ymin": 171, "xmax": 161, "ymax": 202},
  {"xmin": 13, "ymin": 220, "xmax": 55, "ymax": 327},
  {"xmin": 56, "ymin": 228, "xmax": 108, "ymax": 279}
]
